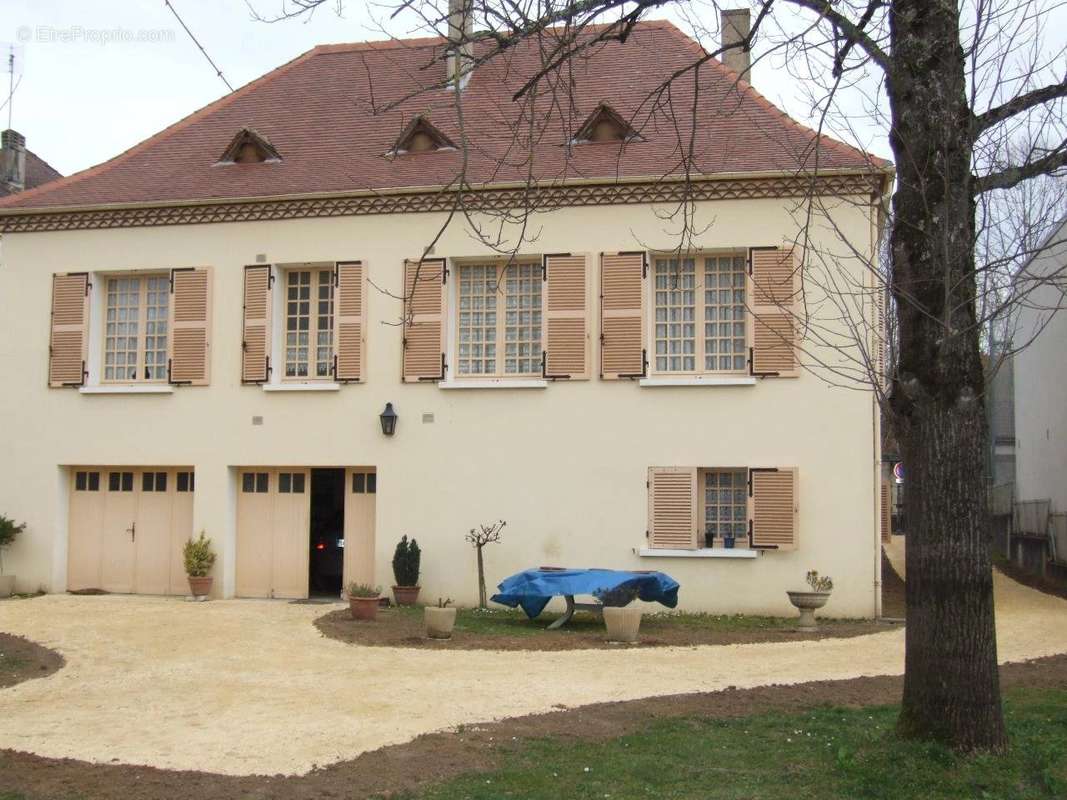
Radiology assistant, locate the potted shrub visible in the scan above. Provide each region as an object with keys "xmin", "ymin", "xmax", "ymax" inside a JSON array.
[
  {"xmin": 786, "ymin": 570, "xmax": 834, "ymax": 631},
  {"xmin": 347, "ymin": 583, "xmax": 382, "ymax": 621},
  {"xmin": 600, "ymin": 583, "xmax": 642, "ymax": 643},
  {"xmin": 0, "ymin": 515, "xmax": 26, "ymax": 598},
  {"xmin": 183, "ymin": 532, "xmax": 216, "ymax": 599},
  {"xmin": 424, "ymin": 597, "xmax": 457, "ymax": 639},
  {"xmin": 391, "ymin": 535, "xmax": 421, "ymax": 606}
]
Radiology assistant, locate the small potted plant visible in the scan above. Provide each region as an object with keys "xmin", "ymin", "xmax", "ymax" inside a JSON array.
[
  {"xmin": 347, "ymin": 583, "xmax": 382, "ymax": 621},
  {"xmin": 786, "ymin": 570, "xmax": 834, "ymax": 631},
  {"xmin": 424, "ymin": 597, "xmax": 457, "ymax": 639},
  {"xmin": 391, "ymin": 535, "xmax": 421, "ymax": 606},
  {"xmin": 600, "ymin": 583, "xmax": 642, "ymax": 643},
  {"xmin": 183, "ymin": 532, "xmax": 216, "ymax": 599},
  {"xmin": 0, "ymin": 515, "xmax": 26, "ymax": 598}
]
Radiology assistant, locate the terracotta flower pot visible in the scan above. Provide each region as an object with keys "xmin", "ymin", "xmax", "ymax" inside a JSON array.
[
  {"xmin": 349, "ymin": 595, "xmax": 380, "ymax": 621},
  {"xmin": 0, "ymin": 575, "xmax": 14, "ymax": 598},
  {"xmin": 786, "ymin": 590, "xmax": 831, "ymax": 631},
  {"xmin": 392, "ymin": 585, "xmax": 421, "ymax": 606},
  {"xmin": 603, "ymin": 606, "xmax": 642, "ymax": 643},
  {"xmin": 187, "ymin": 575, "xmax": 213, "ymax": 598},
  {"xmin": 424, "ymin": 606, "xmax": 457, "ymax": 639}
]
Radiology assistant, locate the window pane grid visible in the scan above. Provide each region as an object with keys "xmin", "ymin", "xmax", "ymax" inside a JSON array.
[
  {"xmin": 654, "ymin": 259, "xmax": 696, "ymax": 372},
  {"xmin": 103, "ymin": 275, "xmax": 169, "ymax": 382},
  {"xmin": 315, "ymin": 271, "xmax": 334, "ymax": 378},
  {"xmin": 504, "ymin": 264, "xmax": 542, "ymax": 374},
  {"xmin": 703, "ymin": 469, "xmax": 748, "ymax": 544},
  {"xmin": 457, "ymin": 265, "xmax": 499, "ymax": 375},
  {"xmin": 704, "ymin": 256, "xmax": 747, "ymax": 372},
  {"xmin": 285, "ymin": 269, "xmax": 334, "ymax": 380}
]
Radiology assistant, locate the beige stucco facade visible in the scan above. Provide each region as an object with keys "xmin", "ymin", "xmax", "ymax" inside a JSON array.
[{"xmin": 0, "ymin": 189, "xmax": 883, "ymax": 616}]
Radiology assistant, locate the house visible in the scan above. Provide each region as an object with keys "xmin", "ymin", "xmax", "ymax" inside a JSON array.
[
  {"xmin": 0, "ymin": 12, "xmax": 892, "ymax": 615},
  {"xmin": 0, "ymin": 128, "xmax": 62, "ymax": 196},
  {"xmin": 1008, "ymin": 214, "xmax": 1067, "ymax": 578}
]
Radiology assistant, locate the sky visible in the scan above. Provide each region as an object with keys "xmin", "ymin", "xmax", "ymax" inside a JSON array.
[{"xmin": 3, "ymin": 1, "xmax": 1059, "ymax": 179}]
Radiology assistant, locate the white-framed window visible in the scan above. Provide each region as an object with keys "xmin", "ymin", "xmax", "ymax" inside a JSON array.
[
  {"xmin": 652, "ymin": 253, "xmax": 747, "ymax": 375},
  {"xmin": 455, "ymin": 261, "xmax": 542, "ymax": 377},
  {"xmin": 282, "ymin": 267, "xmax": 334, "ymax": 380},
  {"xmin": 102, "ymin": 274, "xmax": 170, "ymax": 382},
  {"xmin": 701, "ymin": 468, "xmax": 748, "ymax": 546}
]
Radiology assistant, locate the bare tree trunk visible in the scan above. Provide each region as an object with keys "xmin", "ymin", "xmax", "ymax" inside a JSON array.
[
  {"xmin": 888, "ymin": 0, "xmax": 1007, "ymax": 751},
  {"xmin": 476, "ymin": 545, "xmax": 486, "ymax": 608}
]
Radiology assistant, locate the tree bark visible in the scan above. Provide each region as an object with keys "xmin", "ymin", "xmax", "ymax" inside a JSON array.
[
  {"xmin": 476, "ymin": 545, "xmax": 487, "ymax": 608},
  {"xmin": 887, "ymin": 0, "xmax": 1007, "ymax": 750}
]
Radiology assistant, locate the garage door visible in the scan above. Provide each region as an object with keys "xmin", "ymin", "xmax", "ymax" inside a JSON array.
[
  {"xmin": 235, "ymin": 468, "xmax": 310, "ymax": 599},
  {"xmin": 343, "ymin": 468, "xmax": 377, "ymax": 590},
  {"xmin": 68, "ymin": 467, "xmax": 195, "ymax": 595}
]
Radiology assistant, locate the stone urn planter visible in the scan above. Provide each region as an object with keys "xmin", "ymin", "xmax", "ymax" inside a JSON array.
[
  {"xmin": 187, "ymin": 575, "xmax": 213, "ymax": 598},
  {"xmin": 424, "ymin": 605, "xmax": 457, "ymax": 639},
  {"xmin": 786, "ymin": 590, "xmax": 831, "ymax": 631},
  {"xmin": 392, "ymin": 585, "xmax": 421, "ymax": 606},
  {"xmin": 603, "ymin": 606, "xmax": 643, "ymax": 643},
  {"xmin": 0, "ymin": 574, "xmax": 14, "ymax": 598}
]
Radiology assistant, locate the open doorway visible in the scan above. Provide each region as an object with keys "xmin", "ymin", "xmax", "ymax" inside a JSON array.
[{"xmin": 309, "ymin": 468, "xmax": 345, "ymax": 598}]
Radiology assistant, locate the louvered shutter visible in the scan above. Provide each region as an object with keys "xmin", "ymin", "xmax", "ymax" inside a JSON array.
[
  {"xmin": 241, "ymin": 265, "xmax": 272, "ymax": 384},
  {"xmin": 600, "ymin": 252, "xmax": 646, "ymax": 379},
  {"xmin": 749, "ymin": 247, "xmax": 800, "ymax": 377},
  {"xmin": 168, "ymin": 268, "xmax": 211, "ymax": 386},
  {"xmin": 647, "ymin": 467, "xmax": 698, "ymax": 549},
  {"xmin": 48, "ymin": 273, "xmax": 90, "ymax": 387},
  {"xmin": 402, "ymin": 258, "xmax": 446, "ymax": 382},
  {"xmin": 874, "ymin": 278, "xmax": 887, "ymax": 390},
  {"xmin": 334, "ymin": 260, "xmax": 366, "ymax": 382},
  {"xmin": 543, "ymin": 253, "xmax": 590, "ymax": 379},
  {"xmin": 749, "ymin": 467, "xmax": 798, "ymax": 550},
  {"xmin": 880, "ymin": 481, "xmax": 892, "ymax": 543}
]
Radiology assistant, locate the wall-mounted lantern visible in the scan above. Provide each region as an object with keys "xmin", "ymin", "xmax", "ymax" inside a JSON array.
[{"xmin": 379, "ymin": 402, "xmax": 398, "ymax": 436}]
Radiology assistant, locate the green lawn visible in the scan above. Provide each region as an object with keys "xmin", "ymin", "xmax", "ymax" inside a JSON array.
[
  {"xmin": 396, "ymin": 605, "xmax": 839, "ymax": 637},
  {"xmin": 387, "ymin": 687, "xmax": 1067, "ymax": 800}
]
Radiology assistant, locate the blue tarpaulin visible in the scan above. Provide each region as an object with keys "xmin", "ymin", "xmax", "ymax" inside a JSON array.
[{"xmin": 490, "ymin": 568, "xmax": 680, "ymax": 619}]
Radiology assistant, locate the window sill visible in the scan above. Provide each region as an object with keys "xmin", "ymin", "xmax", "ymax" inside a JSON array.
[
  {"xmin": 637, "ymin": 547, "xmax": 759, "ymax": 559},
  {"xmin": 438, "ymin": 379, "xmax": 548, "ymax": 390},
  {"xmin": 639, "ymin": 376, "xmax": 757, "ymax": 387},
  {"xmin": 79, "ymin": 385, "xmax": 174, "ymax": 395},
  {"xmin": 262, "ymin": 383, "xmax": 341, "ymax": 392}
]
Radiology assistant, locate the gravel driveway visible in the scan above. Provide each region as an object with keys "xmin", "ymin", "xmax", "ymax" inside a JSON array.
[{"xmin": 0, "ymin": 562, "xmax": 1064, "ymax": 777}]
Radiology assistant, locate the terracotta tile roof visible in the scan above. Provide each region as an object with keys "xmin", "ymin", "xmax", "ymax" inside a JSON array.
[
  {"xmin": 0, "ymin": 149, "xmax": 62, "ymax": 197},
  {"xmin": 0, "ymin": 21, "xmax": 887, "ymax": 211}
]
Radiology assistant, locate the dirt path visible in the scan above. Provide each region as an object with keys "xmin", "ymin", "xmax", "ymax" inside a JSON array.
[
  {"xmin": 0, "ymin": 562, "xmax": 1064, "ymax": 777},
  {"xmin": 0, "ymin": 633, "xmax": 63, "ymax": 689},
  {"xmin": 3, "ymin": 654, "xmax": 1065, "ymax": 800}
]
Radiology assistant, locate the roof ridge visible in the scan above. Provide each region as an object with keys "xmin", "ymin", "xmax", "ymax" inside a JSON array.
[{"xmin": 0, "ymin": 45, "xmax": 320, "ymax": 208}]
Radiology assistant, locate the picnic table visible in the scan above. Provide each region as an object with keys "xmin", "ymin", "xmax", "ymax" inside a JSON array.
[{"xmin": 490, "ymin": 567, "xmax": 680, "ymax": 629}]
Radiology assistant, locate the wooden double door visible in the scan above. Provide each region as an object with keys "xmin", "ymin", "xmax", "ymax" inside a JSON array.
[
  {"xmin": 67, "ymin": 467, "xmax": 195, "ymax": 595},
  {"xmin": 235, "ymin": 467, "xmax": 376, "ymax": 599}
]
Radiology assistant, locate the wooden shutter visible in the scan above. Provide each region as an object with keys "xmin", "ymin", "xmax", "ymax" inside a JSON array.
[
  {"xmin": 168, "ymin": 268, "xmax": 211, "ymax": 386},
  {"xmin": 402, "ymin": 258, "xmax": 446, "ymax": 382},
  {"xmin": 241, "ymin": 265, "xmax": 272, "ymax": 384},
  {"xmin": 647, "ymin": 467, "xmax": 698, "ymax": 549},
  {"xmin": 749, "ymin": 467, "xmax": 798, "ymax": 550},
  {"xmin": 48, "ymin": 273, "xmax": 89, "ymax": 387},
  {"xmin": 874, "ymin": 278, "xmax": 887, "ymax": 389},
  {"xmin": 334, "ymin": 260, "xmax": 366, "ymax": 382},
  {"xmin": 881, "ymin": 481, "xmax": 892, "ymax": 543},
  {"xmin": 749, "ymin": 247, "xmax": 800, "ymax": 377},
  {"xmin": 600, "ymin": 252, "xmax": 646, "ymax": 379},
  {"xmin": 543, "ymin": 253, "xmax": 590, "ymax": 379}
]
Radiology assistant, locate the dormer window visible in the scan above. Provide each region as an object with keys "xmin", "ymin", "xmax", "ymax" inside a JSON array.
[
  {"xmin": 572, "ymin": 104, "xmax": 642, "ymax": 144},
  {"xmin": 217, "ymin": 128, "xmax": 281, "ymax": 165},
  {"xmin": 390, "ymin": 115, "xmax": 456, "ymax": 155}
]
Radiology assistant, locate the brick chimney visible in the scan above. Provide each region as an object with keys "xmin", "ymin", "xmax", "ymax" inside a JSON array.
[
  {"xmin": 0, "ymin": 129, "xmax": 27, "ymax": 194},
  {"xmin": 720, "ymin": 8, "xmax": 752, "ymax": 79},
  {"xmin": 446, "ymin": 0, "xmax": 473, "ymax": 89}
]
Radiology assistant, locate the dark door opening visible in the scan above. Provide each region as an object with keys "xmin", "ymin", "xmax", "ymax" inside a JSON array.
[{"xmin": 309, "ymin": 468, "xmax": 345, "ymax": 597}]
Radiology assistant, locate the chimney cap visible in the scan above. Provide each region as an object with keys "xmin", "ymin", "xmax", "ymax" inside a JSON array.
[{"xmin": 1, "ymin": 129, "xmax": 26, "ymax": 151}]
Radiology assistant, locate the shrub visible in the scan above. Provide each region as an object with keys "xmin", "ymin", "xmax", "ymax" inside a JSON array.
[
  {"xmin": 806, "ymin": 570, "xmax": 834, "ymax": 592},
  {"xmin": 0, "ymin": 515, "xmax": 27, "ymax": 575},
  {"xmin": 391, "ymin": 535, "xmax": 421, "ymax": 586},
  {"xmin": 348, "ymin": 582, "xmax": 381, "ymax": 598},
  {"xmin": 183, "ymin": 532, "xmax": 216, "ymax": 577}
]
